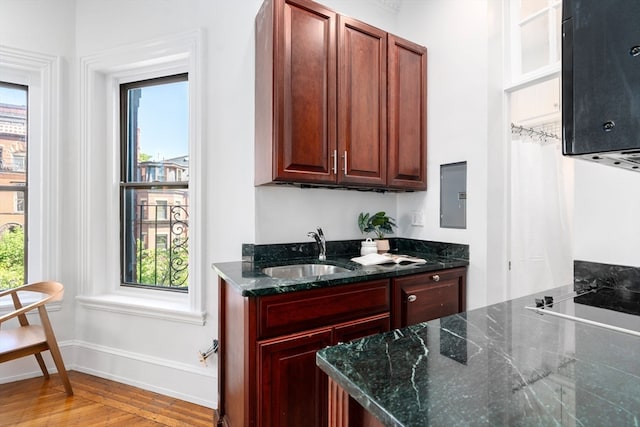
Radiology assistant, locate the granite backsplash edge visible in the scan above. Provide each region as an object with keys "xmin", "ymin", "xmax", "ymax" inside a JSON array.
[
  {"xmin": 242, "ymin": 238, "xmax": 469, "ymax": 264},
  {"xmin": 574, "ymin": 260, "xmax": 640, "ymax": 294}
]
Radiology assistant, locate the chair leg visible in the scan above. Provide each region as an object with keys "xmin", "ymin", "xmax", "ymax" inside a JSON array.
[
  {"xmin": 48, "ymin": 341, "xmax": 73, "ymax": 396},
  {"xmin": 34, "ymin": 352, "xmax": 50, "ymax": 379},
  {"xmin": 38, "ymin": 307, "xmax": 73, "ymax": 396}
]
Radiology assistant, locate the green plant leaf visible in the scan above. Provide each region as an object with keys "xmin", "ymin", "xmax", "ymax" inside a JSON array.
[{"xmin": 358, "ymin": 211, "xmax": 396, "ymax": 239}]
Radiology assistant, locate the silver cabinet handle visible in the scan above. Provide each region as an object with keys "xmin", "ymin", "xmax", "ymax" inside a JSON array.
[
  {"xmin": 343, "ymin": 150, "xmax": 348, "ymax": 173},
  {"xmin": 407, "ymin": 294, "xmax": 417, "ymax": 302},
  {"xmin": 432, "ymin": 274, "xmax": 440, "ymax": 282},
  {"xmin": 332, "ymin": 150, "xmax": 337, "ymax": 174}
]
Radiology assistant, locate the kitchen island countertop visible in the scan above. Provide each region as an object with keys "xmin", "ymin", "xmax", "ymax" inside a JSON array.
[{"xmin": 316, "ymin": 284, "xmax": 640, "ymax": 426}]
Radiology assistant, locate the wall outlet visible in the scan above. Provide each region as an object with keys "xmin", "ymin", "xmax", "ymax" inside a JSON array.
[{"xmin": 411, "ymin": 211, "xmax": 425, "ymax": 226}]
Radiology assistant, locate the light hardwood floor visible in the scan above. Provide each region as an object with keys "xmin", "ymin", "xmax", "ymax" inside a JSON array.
[{"xmin": 0, "ymin": 371, "xmax": 215, "ymax": 426}]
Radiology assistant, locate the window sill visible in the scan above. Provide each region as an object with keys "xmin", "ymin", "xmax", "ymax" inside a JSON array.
[{"xmin": 76, "ymin": 292, "xmax": 206, "ymax": 325}]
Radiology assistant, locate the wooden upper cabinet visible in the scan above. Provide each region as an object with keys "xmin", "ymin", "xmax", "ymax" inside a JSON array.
[
  {"xmin": 255, "ymin": 0, "xmax": 427, "ymax": 191},
  {"xmin": 337, "ymin": 16, "xmax": 387, "ymax": 187},
  {"xmin": 256, "ymin": 0, "xmax": 337, "ymax": 186},
  {"xmin": 387, "ymin": 34, "xmax": 428, "ymax": 190}
]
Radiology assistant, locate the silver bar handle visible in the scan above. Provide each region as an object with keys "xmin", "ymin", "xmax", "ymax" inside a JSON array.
[
  {"xmin": 343, "ymin": 150, "xmax": 348, "ymax": 174},
  {"xmin": 332, "ymin": 150, "xmax": 337, "ymax": 174}
]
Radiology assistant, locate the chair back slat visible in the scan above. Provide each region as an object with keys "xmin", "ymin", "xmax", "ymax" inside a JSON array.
[{"xmin": 0, "ymin": 281, "xmax": 64, "ymax": 324}]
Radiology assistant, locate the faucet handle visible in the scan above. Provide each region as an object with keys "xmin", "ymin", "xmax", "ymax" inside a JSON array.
[{"xmin": 316, "ymin": 227, "xmax": 325, "ymax": 240}]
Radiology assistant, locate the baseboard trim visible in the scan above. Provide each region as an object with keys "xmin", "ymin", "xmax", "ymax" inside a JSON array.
[
  {"xmin": 0, "ymin": 340, "xmax": 217, "ymax": 408},
  {"xmin": 73, "ymin": 340, "xmax": 216, "ymax": 408}
]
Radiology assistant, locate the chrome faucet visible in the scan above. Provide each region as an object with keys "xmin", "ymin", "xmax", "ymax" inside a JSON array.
[{"xmin": 307, "ymin": 227, "xmax": 326, "ymax": 261}]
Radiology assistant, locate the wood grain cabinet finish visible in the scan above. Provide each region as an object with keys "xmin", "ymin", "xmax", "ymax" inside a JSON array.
[
  {"xmin": 255, "ymin": 0, "xmax": 426, "ymax": 191},
  {"xmin": 337, "ymin": 15, "xmax": 387, "ymax": 187},
  {"xmin": 387, "ymin": 35, "xmax": 428, "ymax": 190},
  {"xmin": 391, "ymin": 267, "xmax": 467, "ymax": 329},
  {"xmin": 255, "ymin": 0, "xmax": 337, "ymax": 186},
  {"xmin": 217, "ymin": 278, "xmax": 390, "ymax": 427},
  {"xmin": 218, "ymin": 267, "xmax": 467, "ymax": 426},
  {"xmin": 258, "ymin": 328, "xmax": 333, "ymax": 427}
]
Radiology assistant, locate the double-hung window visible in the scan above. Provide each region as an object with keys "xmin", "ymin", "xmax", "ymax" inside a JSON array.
[
  {"xmin": 0, "ymin": 83, "xmax": 27, "ymax": 290},
  {"xmin": 120, "ymin": 74, "xmax": 189, "ymax": 291}
]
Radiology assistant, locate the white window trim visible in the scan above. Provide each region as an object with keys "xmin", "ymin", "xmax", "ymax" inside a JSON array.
[
  {"xmin": 75, "ymin": 30, "xmax": 206, "ymax": 325},
  {"xmin": 0, "ymin": 47, "xmax": 61, "ymax": 304},
  {"xmin": 507, "ymin": 0, "xmax": 561, "ymax": 89}
]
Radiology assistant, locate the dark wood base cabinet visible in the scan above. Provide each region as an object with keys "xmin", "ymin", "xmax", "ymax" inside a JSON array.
[
  {"xmin": 217, "ymin": 279, "xmax": 390, "ymax": 427},
  {"xmin": 217, "ymin": 267, "xmax": 466, "ymax": 426}
]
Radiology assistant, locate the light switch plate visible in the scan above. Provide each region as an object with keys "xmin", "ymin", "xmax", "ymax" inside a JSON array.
[{"xmin": 411, "ymin": 211, "xmax": 425, "ymax": 226}]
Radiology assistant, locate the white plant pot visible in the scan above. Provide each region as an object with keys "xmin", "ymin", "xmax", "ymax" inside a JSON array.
[
  {"xmin": 376, "ymin": 239, "xmax": 390, "ymax": 254},
  {"xmin": 360, "ymin": 238, "xmax": 377, "ymax": 256}
]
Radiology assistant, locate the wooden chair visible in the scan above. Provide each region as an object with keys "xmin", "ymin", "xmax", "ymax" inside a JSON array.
[{"xmin": 0, "ymin": 281, "xmax": 73, "ymax": 396}]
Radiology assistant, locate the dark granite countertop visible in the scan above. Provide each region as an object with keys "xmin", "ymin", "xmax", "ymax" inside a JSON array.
[
  {"xmin": 316, "ymin": 284, "xmax": 640, "ymax": 426},
  {"xmin": 211, "ymin": 238, "xmax": 469, "ymax": 297}
]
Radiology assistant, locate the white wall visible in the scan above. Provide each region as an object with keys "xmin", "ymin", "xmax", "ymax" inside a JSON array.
[
  {"xmin": 255, "ymin": 186, "xmax": 397, "ymax": 243},
  {"xmin": 0, "ymin": 0, "xmax": 77, "ymax": 380},
  {"xmin": 573, "ymin": 161, "xmax": 640, "ymax": 267},
  {"xmin": 395, "ymin": 0, "xmax": 497, "ymax": 309},
  {"xmin": 0, "ymin": 0, "xmax": 271, "ymax": 408}
]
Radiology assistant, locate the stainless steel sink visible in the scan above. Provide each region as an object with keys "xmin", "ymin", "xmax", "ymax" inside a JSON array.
[{"xmin": 262, "ymin": 263, "xmax": 351, "ymax": 279}]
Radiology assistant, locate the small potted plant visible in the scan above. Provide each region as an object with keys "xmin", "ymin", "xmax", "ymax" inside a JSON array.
[{"xmin": 358, "ymin": 211, "xmax": 396, "ymax": 253}]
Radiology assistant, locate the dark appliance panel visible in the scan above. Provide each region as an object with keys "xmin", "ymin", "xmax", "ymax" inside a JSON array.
[{"xmin": 562, "ymin": 0, "xmax": 640, "ymax": 171}]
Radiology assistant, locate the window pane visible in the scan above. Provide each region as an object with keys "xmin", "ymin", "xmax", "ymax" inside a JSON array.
[
  {"xmin": 0, "ymin": 83, "xmax": 27, "ymax": 290},
  {"xmin": 511, "ymin": 77, "xmax": 560, "ymax": 123},
  {"xmin": 520, "ymin": 0, "xmax": 547, "ymax": 19},
  {"xmin": 521, "ymin": 14, "xmax": 549, "ymax": 73},
  {"xmin": 122, "ymin": 187, "xmax": 189, "ymax": 289},
  {"xmin": 121, "ymin": 74, "xmax": 189, "ymax": 291},
  {"xmin": 125, "ymin": 79, "xmax": 188, "ymax": 183},
  {"xmin": 0, "ymin": 193, "xmax": 25, "ymax": 290}
]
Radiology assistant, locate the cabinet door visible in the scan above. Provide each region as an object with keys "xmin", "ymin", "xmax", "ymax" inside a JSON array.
[
  {"xmin": 392, "ymin": 268, "xmax": 466, "ymax": 328},
  {"xmin": 387, "ymin": 34, "xmax": 427, "ymax": 190},
  {"xmin": 337, "ymin": 16, "xmax": 387, "ymax": 187},
  {"xmin": 258, "ymin": 328, "xmax": 333, "ymax": 427},
  {"xmin": 275, "ymin": 0, "xmax": 337, "ymax": 184}
]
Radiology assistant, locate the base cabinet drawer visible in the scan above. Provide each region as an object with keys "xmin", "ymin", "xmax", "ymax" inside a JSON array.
[
  {"xmin": 258, "ymin": 279, "xmax": 390, "ymax": 339},
  {"xmin": 392, "ymin": 267, "xmax": 467, "ymax": 328}
]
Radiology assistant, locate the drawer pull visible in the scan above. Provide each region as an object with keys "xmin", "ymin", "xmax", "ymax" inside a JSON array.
[
  {"xmin": 407, "ymin": 294, "xmax": 417, "ymax": 303},
  {"xmin": 432, "ymin": 274, "xmax": 440, "ymax": 282}
]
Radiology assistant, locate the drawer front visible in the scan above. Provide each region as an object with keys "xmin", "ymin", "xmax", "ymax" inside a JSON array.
[
  {"xmin": 392, "ymin": 267, "xmax": 467, "ymax": 328},
  {"xmin": 402, "ymin": 281, "xmax": 459, "ymax": 325},
  {"xmin": 258, "ymin": 279, "xmax": 390, "ymax": 339}
]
